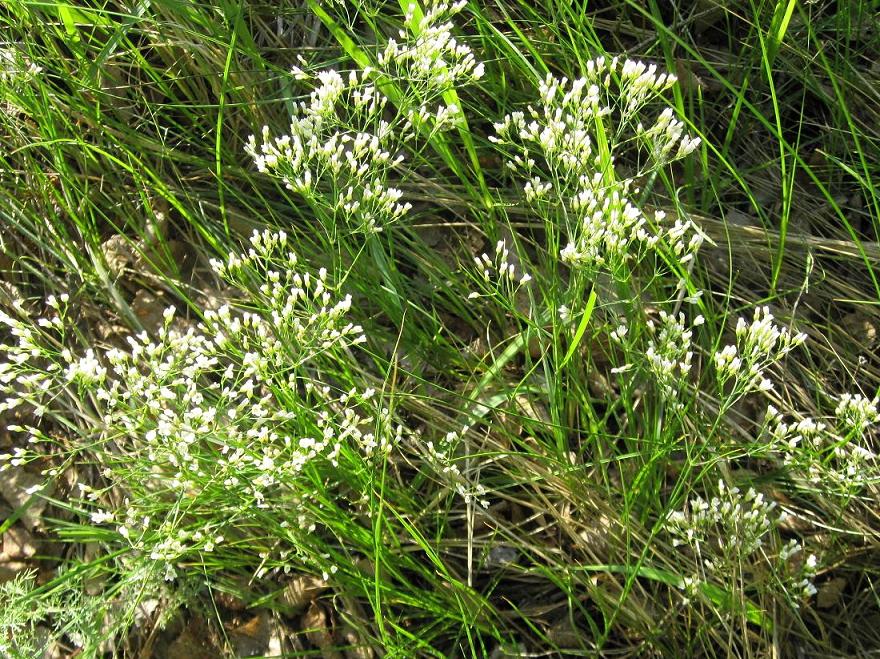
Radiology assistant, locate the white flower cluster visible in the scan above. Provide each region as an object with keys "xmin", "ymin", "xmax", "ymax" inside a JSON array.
[
  {"xmin": 636, "ymin": 107, "xmax": 702, "ymax": 167},
  {"xmin": 85, "ymin": 499, "xmax": 225, "ymax": 565},
  {"xmin": 245, "ymin": 70, "xmax": 411, "ymax": 235},
  {"xmin": 762, "ymin": 402, "xmax": 878, "ymax": 489},
  {"xmin": 0, "ymin": 300, "xmax": 63, "ymax": 418},
  {"xmin": 468, "ymin": 239, "xmax": 532, "ymax": 302},
  {"xmin": 835, "ymin": 393, "xmax": 880, "ymax": 436},
  {"xmin": 666, "ymin": 480, "xmax": 779, "ymax": 569},
  {"xmin": 247, "ymin": 2, "xmax": 485, "ymax": 236},
  {"xmin": 0, "ymin": 231, "xmax": 398, "ymax": 567},
  {"xmin": 209, "ymin": 230, "xmax": 366, "ymax": 357},
  {"xmin": 776, "ymin": 539, "xmax": 819, "ymax": 604},
  {"xmin": 664, "ymin": 213, "xmax": 707, "ymax": 267},
  {"xmin": 644, "ymin": 311, "xmax": 703, "ymax": 401},
  {"xmin": 617, "ymin": 59, "xmax": 679, "ymax": 123},
  {"xmin": 763, "ymin": 405, "xmax": 828, "ymax": 452},
  {"xmin": 762, "ymin": 405, "xmax": 827, "ymax": 455},
  {"xmin": 492, "ymin": 72, "xmax": 609, "ymax": 192},
  {"xmin": 0, "ymin": 46, "xmax": 42, "ymax": 85},
  {"xmin": 714, "ymin": 306, "xmax": 807, "ymax": 395},
  {"xmin": 425, "ymin": 426, "xmax": 489, "ymax": 509},
  {"xmin": 490, "ymin": 57, "xmax": 704, "ymax": 276},
  {"xmin": 558, "ymin": 180, "xmax": 652, "ymax": 271},
  {"xmin": 379, "ymin": 1, "xmax": 485, "ymax": 95},
  {"xmin": 63, "ymin": 348, "xmax": 106, "ymax": 386},
  {"xmin": 406, "ymin": 100, "xmax": 467, "ymax": 136}
]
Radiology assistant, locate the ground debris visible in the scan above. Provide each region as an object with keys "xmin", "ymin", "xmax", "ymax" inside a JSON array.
[
  {"xmin": 280, "ymin": 573, "xmax": 329, "ymax": 611},
  {"xmin": 2, "ymin": 523, "xmax": 38, "ymax": 559},
  {"xmin": 817, "ymin": 577, "xmax": 847, "ymax": 610},
  {"xmin": 0, "ymin": 468, "xmax": 50, "ymax": 531},
  {"xmin": 0, "ymin": 560, "xmax": 29, "ymax": 583},
  {"xmin": 166, "ymin": 616, "xmax": 219, "ymax": 659},
  {"xmin": 302, "ymin": 601, "xmax": 342, "ymax": 659},
  {"xmin": 226, "ymin": 611, "xmax": 271, "ymax": 658}
]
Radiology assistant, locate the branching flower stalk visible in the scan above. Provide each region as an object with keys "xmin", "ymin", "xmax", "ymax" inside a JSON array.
[
  {"xmin": 490, "ymin": 56, "xmax": 709, "ymax": 457},
  {"xmin": 246, "ymin": 2, "xmax": 484, "ymax": 242},
  {"xmin": 489, "ymin": 54, "xmax": 877, "ymax": 622},
  {"xmin": 666, "ymin": 479, "xmax": 821, "ymax": 610},
  {"xmin": 246, "ymin": 69, "xmax": 413, "ymax": 239},
  {"xmin": 467, "ymin": 238, "xmax": 532, "ymax": 316},
  {"xmin": 246, "ymin": 1, "xmax": 487, "ymax": 334},
  {"xmin": 760, "ymin": 395, "xmax": 879, "ymax": 496},
  {"xmin": 490, "ymin": 59, "xmax": 705, "ymax": 283},
  {"xmin": 1, "ymin": 230, "xmax": 400, "ymax": 581}
]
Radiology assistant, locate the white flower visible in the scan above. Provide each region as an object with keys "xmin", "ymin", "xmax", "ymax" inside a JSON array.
[
  {"xmin": 378, "ymin": 1, "xmax": 484, "ymax": 95},
  {"xmin": 717, "ymin": 307, "xmax": 805, "ymax": 394},
  {"xmin": 492, "ymin": 59, "xmax": 702, "ymax": 276},
  {"xmin": 290, "ymin": 65, "xmax": 309, "ymax": 80},
  {"xmin": 91, "ymin": 510, "xmax": 114, "ymax": 524},
  {"xmin": 835, "ymin": 393, "xmax": 879, "ymax": 434},
  {"xmin": 610, "ymin": 324, "xmax": 628, "ymax": 342},
  {"xmin": 644, "ymin": 311, "xmax": 697, "ymax": 399},
  {"xmin": 64, "ymin": 349, "xmax": 107, "ymax": 385},
  {"xmin": 666, "ymin": 480, "xmax": 779, "ymax": 562},
  {"xmin": 471, "ymin": 239, "xmax": 532, "ymax": 303}
]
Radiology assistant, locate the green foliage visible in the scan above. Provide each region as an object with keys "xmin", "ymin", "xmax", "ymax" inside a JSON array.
[{"xmin": 1, "ymin": 0, "xmax": 879, "ymax": 656}]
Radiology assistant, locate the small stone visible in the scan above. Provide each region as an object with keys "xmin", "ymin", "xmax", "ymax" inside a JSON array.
[
  {"xmin": 486, "ymin": 545, "xmax": 518, "ymax": 568},
  {"xmin": 0, "ymin": 469, "xmax": 51, "ymax": 530},
  {"xmin": 816, "ymin": 577, "xmax": 847, "ymax": 610},
  {"xmin": 3, "ymin": 524, "xmax": 37, "ymax": 559},
  {"xmin": 280, "ymin": 574, "xmax": 328, "ymax": 610},
  {"xmin": 227, "ymin": 612, "xmax": 270, "ymax": 658},
  {"xmin": 131, "ymin": 289, "xmax": 168, "ymax": 333}
]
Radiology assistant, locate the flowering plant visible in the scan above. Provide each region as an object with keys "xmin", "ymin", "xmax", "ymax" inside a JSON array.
[{"xmin": 0, "ymin": 2, "xmax": 877, "ymax": 656}]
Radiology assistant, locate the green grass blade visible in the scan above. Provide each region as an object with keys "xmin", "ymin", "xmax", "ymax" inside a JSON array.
[{"xmin": 560, "ymin": 286, "xmax": 597, "ymax": 368}]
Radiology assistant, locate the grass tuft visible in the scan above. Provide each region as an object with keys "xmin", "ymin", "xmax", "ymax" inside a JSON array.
[{"xmin": 0, "ymin": 1, "xmax": 878, "ymax": 656}]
